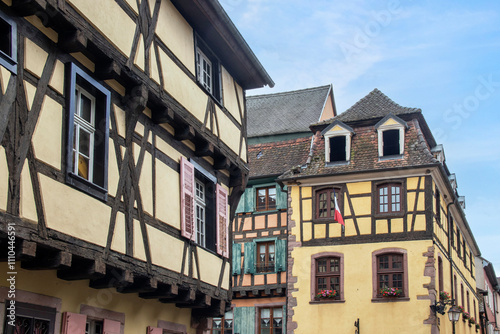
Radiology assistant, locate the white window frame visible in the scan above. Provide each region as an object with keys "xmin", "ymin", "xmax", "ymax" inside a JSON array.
[
  {"xmin": 324, "ymin": 130, "xmax": 352, "ymax": 163},
  {"xmin": 377, "ymin": 122, "xmax": 405, "ymax": 158},
  {"xmin": 196, "ymin": 47, "xmax": 212, "ymax": 94},
  {"xmin": 73, "ymin": 85, "xmax": 96, "ymax": 182},
  {"xmin": 195, "ymin": 178, "xmax": 206, "ymax": 247}
]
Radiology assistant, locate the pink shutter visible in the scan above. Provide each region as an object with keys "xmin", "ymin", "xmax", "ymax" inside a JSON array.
[
  {"xmin": 103, "ymin": 319, "xmax": 121, "ymax": 334},
  {"xmin": 216, "ymin": 184, "xmax": 229, "ymax": 257},
  {"xmin": 147, "ymin": 326, "xmax": 163, "ymax": 334},
  {"xmin": 61, "ymin": 312, "xmax": 86, "ymax": 334},
  {"xmin": 180, "ymin": 156, "xmax": 195, "ymax": 240}
]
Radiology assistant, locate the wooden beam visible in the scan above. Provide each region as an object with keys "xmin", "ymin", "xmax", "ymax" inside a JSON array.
[
  {"xmin": 213, "ymin": 156, "xmax": 230, "ymax": 170},
  {"xmin": 176, "ymin": 293, "xmax": 211, "ymax": 309},
  {"xmin": 21, "ymin": 250, "xmax": 71, "ymax": 270},
  {"xmin": 173, "ymin": 124, "xmax": 195, "ymax": 141},
  {"xmin": 138, "ymin": 283, "xmax": 178, "ymax": 299},
  {"xmin": 95, "ymin": 60, "xmax": 121, "ymax": 80},
  {"xmin": 152, "ymin": 107, "xmax": 174, "ymax": 125},
  {"xmin": 159, "ymin": 287, "xmax": 195, "ymax": 304},
  {"xmin": 57, "ymin": 258, "xmax": 106, "ymax": 281},
  {"xmin": 192, "ymin": 299, "xmax": 226, "ymax": 318},
  {"xmin": 11, "ymin": 0, "xmax": 46, "ymax": 16},
  {"xmin": 116, "ymin": 276, "xmax": 157, "ymax": 293},
  {"xmin": 89, "ymin": 269, "xmax": 134, "ymax": 289},
  {"xmin": 194, "ymin": 141, "xmax": 214, "ymax": 157},
  {"xmin": 58, "ymin": 29, "xmax": 88, "ymax": 53}
]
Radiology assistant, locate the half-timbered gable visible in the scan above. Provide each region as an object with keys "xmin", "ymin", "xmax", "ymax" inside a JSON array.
[
  {"xmin": 231, "ymin": 85, "xmax": 336, "ymax": 334},
  {"xmin": 282, "ymin": 88, "xmax": 481, "ymax": 334},
  {"xmin": 0, "ymin": 0, "xmax": 272, "ymax": 333}
]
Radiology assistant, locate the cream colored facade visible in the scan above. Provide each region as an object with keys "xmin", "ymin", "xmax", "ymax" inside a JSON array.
[{"xmin": 0, "ymin": 0, "xmax": 272, "ymax": 333}]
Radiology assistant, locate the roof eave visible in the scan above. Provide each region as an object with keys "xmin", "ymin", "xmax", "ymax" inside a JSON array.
[{"xmin": 170, "ymin": 0, "xmax": 274, "ymax": 90}]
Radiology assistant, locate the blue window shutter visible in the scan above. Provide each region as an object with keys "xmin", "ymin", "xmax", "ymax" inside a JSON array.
[
  {"xmin": 275, "ymin": 238, "xmax": 287, "ymax": 272},
  {"xmin": 234, "ymin": 307, "xmax": 256, "ymax": 334},
  {"xmin": 244, "ymin": 242, "xmax": 256, "ymax": 274},
  {"xmin": 232, "ymin": 243, "xmax": 242, "ymax": 275},
  {"xmin": 276, "ymin": 184, "xmax": 288, "ymax": 210},
  {"xmin": 235, "ymin": 190, "xmax": 246, "ymax": 213}
]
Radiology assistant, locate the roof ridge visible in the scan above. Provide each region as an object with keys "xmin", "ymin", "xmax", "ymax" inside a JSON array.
[{"xmin": 247, "ymin": 84, "xmax": 331, "ymax": 99}]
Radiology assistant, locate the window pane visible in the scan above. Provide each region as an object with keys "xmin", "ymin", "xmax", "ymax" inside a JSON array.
[
  {"xmin": 273, "ymin": 308, "xmax": 282, "ymax": 318},
  {"xmin": 317, "ymin": 259, "xmax": 327, "ymax": 273},
  {"xmin": 317, "ymin": 277, "xmax": 327, "ymax": 290},
  {"xmin": 78, "ymin": 154, "xmax": 89, "ymax": 179},
  {"xmin": 392, "ymin": 255, "xmax": 402, "ymax": 269},
  {"xmin": 213, "ymin": 319, "xmax": 222, "ymax": 329},
  {"xmin": 379, "ymin": 256, "xmax": 389, "ymax": 269},
  {"xmin": 268, "ymin": 187, "xmax": 277, "ymax": 209},
  {"xmin": 379, "ymin": 274, "xmax": 389, "ymax": 288},
  {"xmin": 330, "ymin": 276, "xmax": 340, "ymax": 291},
  {"xmin": 318, "ymin": 192, "xmax": 327, "ymax": 217},
  {"xmin": 330, "ymin": 258, "xmax": 339, "ymax": 272},
  {"xmin": 79, "ymin": 128, "xmax": 91, "ymax": 157},
  {"xmin": 393, "ymin": 274, "xmax": 403, "ymax": 289},
  {"xmin": 80, "ymin": 93, "xmax": 93, "ymax": 123}
]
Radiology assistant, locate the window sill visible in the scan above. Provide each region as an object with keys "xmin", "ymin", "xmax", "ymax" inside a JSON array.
[
  {"xmin": 373, "ymin": 212, "xmax": 406, "ymax": 219},
  {"xmin": 67, "ymin": 172, "xmax": 107, "ymax": 202},
  {"xmin": 309, "ymin": 299, "xmax": 345, "ymax": 305},
  {"xmin": 325, "ymin": 161, "xmax": 350, "ymax": 167},
  {"xmin": 378, "ymin": 154, "xmax": 403, "ymax": 161},
  {"xmin": 371, "ymin": 297, "xmax": 410, "ymax": 303}
]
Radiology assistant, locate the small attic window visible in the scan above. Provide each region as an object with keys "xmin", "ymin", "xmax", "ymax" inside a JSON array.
[
  {"xmin": 330, "ymin": 136, "xmax": 346, "ymax": 162},
  {"xmin": 382, "ymin": 129, "xmax": 400, "ymax": 156},
  {"xmin": 256, "ymin": 151, "xmax": 263, "ymax": 159},
  {"xmin": 375, "ymin": 115, "xmax": 407, "ymax": 159},
  {"xmin": 322, "ymin": 120, "xmax": 354, "ymax": 165}
]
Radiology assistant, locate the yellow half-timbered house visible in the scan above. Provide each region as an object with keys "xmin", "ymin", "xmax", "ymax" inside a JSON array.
[
  {"xmin": 0, "ymin": 0, "xmax": 272, "ymax": 333},
  {"xmin": 281, "ymin": 89, "xmax": 481, "ymax": 334}
]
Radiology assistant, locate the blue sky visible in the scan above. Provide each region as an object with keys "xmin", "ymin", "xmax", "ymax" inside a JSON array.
[{"xmin": 221, "ymin": 0, "xmax": 500, "ymax": 274}]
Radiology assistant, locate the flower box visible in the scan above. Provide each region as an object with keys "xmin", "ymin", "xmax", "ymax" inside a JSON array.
[
  {"xmin": 315, "ymin": 289, "xmax": 338, "ymax": 300},
  {"xmin": 379, "ymin": 287, "xmax": 403, "ymax": 298}
]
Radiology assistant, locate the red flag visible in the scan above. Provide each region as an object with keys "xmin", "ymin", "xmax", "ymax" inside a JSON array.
[{"xmin": 334, "ymin": 192, "xmax": 345, "ymax": 226}]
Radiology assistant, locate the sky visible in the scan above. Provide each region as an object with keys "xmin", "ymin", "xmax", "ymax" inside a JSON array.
[{"xmin": 220, "ymin": 0, "xmax": 500, "ymax": 274}]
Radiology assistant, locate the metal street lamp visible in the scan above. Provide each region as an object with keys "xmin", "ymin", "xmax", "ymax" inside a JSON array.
[{"xmin": 447, "ymin": 305, "xmax": 461, "ymax": 323}]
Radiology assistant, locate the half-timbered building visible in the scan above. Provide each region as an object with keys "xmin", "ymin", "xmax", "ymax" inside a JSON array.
[
  {"xmin": 280, "ymin": 89, "xmax": 481, "ymax": 334},
  {"xmin": 231, "ymin": 86, "xmax": 336, "ymax": 334},
  {"xmin": 0, "ymin": 0, "xmax": 272, "ymax": 333}
]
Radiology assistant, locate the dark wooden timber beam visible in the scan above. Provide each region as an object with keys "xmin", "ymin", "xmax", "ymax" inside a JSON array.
[
  {"xmin": 95, "ymin": 60, "xmax": 122, "ymax": 81},
  {"xmin": 58, "ymin": 29, "xmax": 88, "ymax": 53},
  {"xmin": 116, "ymin": 276, "xmax": 157, "ymax": 293},
  {"xmin": 57, "ymin": 257, "xmax": 106, "ymax": 281},
  {"xmin": 89, "ymin": 268, "xmax": 134, "ymax": 289},
  {"xmin": 139, "ymin": 283, "xmax": 178, "ymax": 299},
  {"xmin": 11, "ymin": 0, "xmax": 46, "ymax": 16},
  {"xmin": 176, "ymin": 293, "xmax": 211, "ymax": 309},
  {"xmin": 21, "ymin": 250, "xmax": 71, "ymax": 270},
  {"xmin": 173, "ymin": 124, "xmax": 195, "ymax": 141},
  {"xmin": 152, "ymin": 107, "xmax": 175, "ymax": 125},
  {"xmin": 213, "ymin": 156, "xmax": 230, "ymax": 170},
  {"xmin": 159, "ymin": 287, "xmax": 195, "ymax": 304},
  {"xmin": 194, "ymin": 141, "xmax": 214, "ymax": 157},
  {"xmin": 192, "ymin": 299, "xmax": 226, "ymax": 318}
]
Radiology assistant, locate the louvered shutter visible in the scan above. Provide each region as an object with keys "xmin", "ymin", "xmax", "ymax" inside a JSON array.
[
  {"xmin": 244, "ymin": 242, "xmax": 256, "ymax": 274},
  {"xmin": 103, "ymin": 319, "xmax": 120, "ymax": 334},
  {"xmin": 61, "ymin": 312, "xmax": 86, "ymax": 334},
  {"xmin": 147, "ymin": 327, "xmax": 162, "ymax": 334},
  {"xmin": 245, "ymin": 187, "xmax": 256, "ymax": 212},
  {"xmin": 234, "ymin": 307, "xmax": 256, "ymax": 334},
  {"xmin": 180, "ymin": 157, "xmax": 195, "ymax": 240},
  {"xmin": 232, "ymin": 242, "xmax": 242, "ymax": 275},
  {"xmin": 216, "ymin": 183, "xmax": 229, "ymax": 257},
  {"xmin": 275, "ymin": 238, "xmax": 287, "ymax": 272}
]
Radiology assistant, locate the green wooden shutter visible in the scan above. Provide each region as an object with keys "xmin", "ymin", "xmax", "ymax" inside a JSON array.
[
  {"xmin": 235, "ymin": 190, "xmax": 246, "ymax": 213},
  {"xmin": 232, "ymin": 243, "xmax": 242, "ymax": 275},
  {"xmin": 245, "ymin": 187, "xmax": 256, "ymax": 212},
  {"xmin": 234, "ymin": 307, "xmax": 256, "ymax": 334},
  {"xmin": 243, "ymin": 242, "xmax": 255, "ymax": 274},
  {"xmin": 275, "ymin": 238, "xmax": 287, "ymax": 272},
  {"xmin": 276, "ymin": 184, "xmax": 288, "ymax": 210}
]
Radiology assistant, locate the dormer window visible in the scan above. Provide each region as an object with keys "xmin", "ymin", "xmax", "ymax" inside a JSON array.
[
  {"xmin": 375, "ymin": 114, "xmax": 408, "ymax": 159},
  {"xmin": 322, "ymin": 121, "xmax": 354, "ymax": 164}
]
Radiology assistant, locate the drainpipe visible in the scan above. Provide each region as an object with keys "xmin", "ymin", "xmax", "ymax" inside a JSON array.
[{"xmin": 447, "ymin": 200, "xmax": 456, "ymax": 334}]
